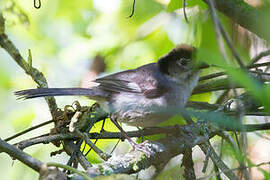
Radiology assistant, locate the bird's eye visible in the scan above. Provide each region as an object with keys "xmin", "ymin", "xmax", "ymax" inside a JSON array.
[{"xmin": 177, "ymin": 58, "xmax": 189, "ymax": 66}]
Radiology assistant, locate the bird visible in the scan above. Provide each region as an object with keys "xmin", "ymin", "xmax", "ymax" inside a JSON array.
[{"xmin": 15, "ymin": 44, "xmax": 202, "ymax": 154}]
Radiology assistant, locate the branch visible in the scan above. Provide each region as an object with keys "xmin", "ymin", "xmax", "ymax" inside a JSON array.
[
  {"xmin": 199, "ymin": 143, "xmax": 239, "ymax": 180},
  {"xmin": 46, "ymin": 162, "xmax": 89, "ymax": 180},
  {"xmin": 9, "ymin": 120, "xmax": 270, "ymax": 153},
  {"xmin": 62, "ymin": 140, "xmax": 92, "ymax": 170},
  {"xmin": 15, "ymin": 133, "xmax": 76, "ymax": 150},
  {"xmin": 85, "ymin": 123, "xmax": 210, "ymax": 177},
  {"xmin": 248, "ymin": 62, "xmax": 270, "ymax": 69},
  {"xmin": 193, "ymin": 78, "xmax": 238, "ymax": 94},
  {"xmin": 181, "ymin": 147, "xmax": 196, "ymax": 179},
  {"xmin": 194, "ymin": 72, "xmax": 270, "ymax": 94},
  {"xmin": 199, "ymin": 70, "xmax": 270, "ymax": 82},
  {"xmin": 187, "ymin": 101, "xmax": 270, "ymax": 116},
  {"xmin": 250, "ymin": 49, "xmax": 270, "ymax": 64},
  {"xmin": 0, "ymin": 14, "xmax": 58, "ymax": 119},
  {"xmin": 75, "ymin": 130, "xmax": 111, "ymax": 161},
  {"xmin": 0, "ymin": 138, "xmax": 44, "ymax": 172}
]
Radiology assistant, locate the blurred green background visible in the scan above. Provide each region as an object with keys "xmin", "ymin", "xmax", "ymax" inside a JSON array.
[{"xmin": 0, "ymin": 0, "xmax": 270, "ymax": 179}]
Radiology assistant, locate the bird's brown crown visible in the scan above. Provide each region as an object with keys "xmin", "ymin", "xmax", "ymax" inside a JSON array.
[
  {"xmin": 169, "ymin": 44, "xmax": 195, "ymax": 60},
  {"xmin": 158, "ymin": 44, "xmax": 196, "ymax": 74}
]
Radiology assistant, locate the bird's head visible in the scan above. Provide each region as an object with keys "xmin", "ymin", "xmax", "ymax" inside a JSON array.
[{"xmin": 158, "ymin": 44, "xmax": 201, "ymax": 83}]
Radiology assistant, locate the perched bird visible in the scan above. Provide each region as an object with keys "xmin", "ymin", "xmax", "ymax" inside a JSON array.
[
  {"xmin": 16, "ymin": 44, "xmax": 201, "ymax": 127},
  {"xmin": 15, "ymin": 44, "xmax": 202, "ymax": 154}
]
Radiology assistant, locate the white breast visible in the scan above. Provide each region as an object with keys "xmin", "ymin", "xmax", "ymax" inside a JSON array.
[{"xmin": 99, "ymin": 71, "xmax": 200, "ymax": 127}]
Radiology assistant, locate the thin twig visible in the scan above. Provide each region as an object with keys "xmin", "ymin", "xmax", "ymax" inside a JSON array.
[
  {"xmin": 232, "ymin": 89, "xmax": 250, "ymax": 180},
  {"xmin": 250, "ymin": 49, "xmax": 270, "ymax": 64},
  {"xmin": 213, "ymin": 164, "xmax": 222, "ymax": 180},
  {"xmin": 248, "ymin": 62, "xmax": 270, "ymax": 69},
  {"xmin": 206, "ymin": 0, "xmax": 228, "ymax": 61},
  {"xmin": 0, "ymin": 32, "xmax": 58, "ymax": 119},
  {"xmin": 15, "ymin": 133, "xmax": 76, "ymax": 150},
  {"xmin": 199, "ymin": 70, "xmax": 270, "ymax": 82},
  {"xmin": 110, "ymin": 139, "xmax": 120, "ymax": 154},
  {"xmin": 202, "ymin": 0, "xmax": 270, "ymax": 43},
  {"xmin": 65, "ymin": 140, "xmax": 84, "ymax": 173},
  {"xmin": 194, "ymin": 70, "xmax": 270, "ymax": 94},
  {"xmin": 200, "ymin": 143, "xmax": 239, "ymax": 180},
  {"xmin": 74, "ymin": 129, "xmax": 111, "ymax": 161},
  {"xmin": 198, "ymin": 161, "xmax": 270, "ymax": 180},
  {"xmin": 84, "ymin": 139, "xmax": 98, "ymax": 157},
  {"xmin": 202, "ymin": 145, "xmax": 210, "ymax": 173},
  {"xmin": 199, "ymin": 72, "xmax": 226, "ymax": 81},
  {"xmin": 128, "ymin": 0, "xmax": 136, "ymax": 18},
  {"xmin": 47, "ymin": 162, "xmax": 90, "ymax": 180},
  {"xmin": 82, "ymin": 132, "xmax": 111, "ymax": 161},
  {"xmin": 183, "ymin": 0, "xmax": 189, "ymax": 23},
  {"xmin": 218, "ymin": 130, "xmax": 250, "ymax": 180},
  {"xmin": 34, "ymin": 0, "xmax": 41, "ymax": 9},
  {"xmin": 85, "ymin": 119, "xmax": 106, "ymax": 156},
  {"xmin": 217, "ymin": 20, "xmax": 245, "ymax": 68},
  {"xmin": 207, "ymin": 0, "xmax": 245, "ymax": 68},
  {"xmin": 254, "ymin": 132, "xmax": 270, "ymax": 141},
  {"xmin": 217, "ymin": 131, "xmax": 238, "ymax": 150},
  {"xmin": 4, "ymin": 120, "xmax": 54, "ymax": 142},
  {"xmin": 63, "ymin": 140, "xmax": 92, "ymax": 170}
]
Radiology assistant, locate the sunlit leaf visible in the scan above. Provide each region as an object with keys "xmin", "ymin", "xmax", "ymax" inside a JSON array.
[
  {"xmin": 189, "ymin": 92, "xmax": 211, "ymax": 102},
  {"xmin": 167, "ymin": 0, "xmax": 181, "ymax": 12},
  {"xmin": 167, "ymin": 0, "xmax": 207, "ymax": 12},
  {"xmin": 86, "ymin": 119, "xmax": 120, "ymax": 163},
  {"xmin": 120, "ymin": 0, "xmax": 164, "ymax": 30}
]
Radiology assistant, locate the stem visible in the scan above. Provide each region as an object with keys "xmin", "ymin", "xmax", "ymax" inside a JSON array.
[{"xmin": 47, "ymin": 162, "xmax": 91, "ymax": 180}]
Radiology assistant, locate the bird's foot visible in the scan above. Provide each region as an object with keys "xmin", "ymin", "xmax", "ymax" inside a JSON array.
[{"xmin": 130, "ymin": 140, "xmax": 152, "ymax": 157}]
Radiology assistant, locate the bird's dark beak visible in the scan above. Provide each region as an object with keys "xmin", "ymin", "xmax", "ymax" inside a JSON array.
[{"xmin": 197, "ymin": 62, "xmax": 209, "ymax": 69}]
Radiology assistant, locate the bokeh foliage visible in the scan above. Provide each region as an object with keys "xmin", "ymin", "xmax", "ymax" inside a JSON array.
[{"xmin": 1, "ymin": 0, "xmax": 270, "ymax": 179}]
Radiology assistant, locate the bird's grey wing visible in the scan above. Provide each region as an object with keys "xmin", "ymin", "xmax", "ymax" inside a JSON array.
[
  {"xmin": 96, "ymin": 76, "xmax": 168, "ymax": 98},
  {"xmin": 95, "ymin": 77, "xmax": 142, "ymax": 93},
  {"xmin": 95, "ymin": 63, "xmax": 169, "ymax": 98}
]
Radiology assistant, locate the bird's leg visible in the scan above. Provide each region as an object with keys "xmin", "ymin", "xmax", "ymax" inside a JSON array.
[{"xmin": 110, "ymin": 115, "xmax": 152, "ymax": 157}]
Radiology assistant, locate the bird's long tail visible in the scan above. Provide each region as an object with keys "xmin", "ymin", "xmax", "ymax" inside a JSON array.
[{"xmin": 15, "ymin": 88, "xmax": 107, "ymax": 100}]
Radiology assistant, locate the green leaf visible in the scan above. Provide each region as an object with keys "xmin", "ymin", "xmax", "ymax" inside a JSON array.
[
  {"xmin": 259, "ymin": 168, "xmax": 270, "ymax": 180},
  {"xmin": 167, "ymin": 0, "xmax": 207, "ymax": 12},
  {"xmin": 188, "ymin": 110, "xmax": 242, "ymax": 130},
  {"xmin": 86, "ymin": 119, "xmax": 119, "ymax": 163},
  {"xmin": 120, "ymin": 0, "xmax": 164, "ymax": 26},
  {"xmin": 167, "ymin": 0, "xmax": 182, "ymax": 12},
  {"xmin": 189, "ymin": 92, "xmax": 211, "ymax": 102}
]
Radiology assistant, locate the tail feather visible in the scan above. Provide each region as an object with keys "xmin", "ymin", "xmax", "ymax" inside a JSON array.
[{"xmin": 15, "ymin": 88, "xmax": 107, "ymax": 100}]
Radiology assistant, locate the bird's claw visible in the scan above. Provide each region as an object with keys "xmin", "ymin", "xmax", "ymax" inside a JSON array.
[{"xmin": 131, "ymin": 140, "xmax": 152, "ymax": 157}]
